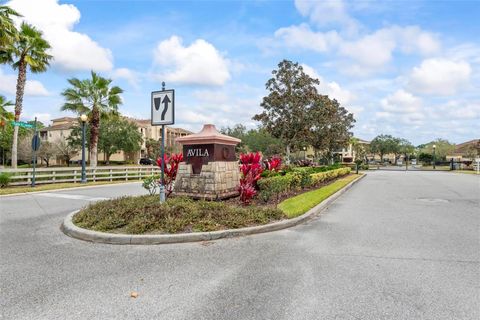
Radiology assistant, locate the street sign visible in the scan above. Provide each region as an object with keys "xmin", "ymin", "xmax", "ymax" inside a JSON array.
[
  {"xmin": 31, "ymin": 134, "xmax": 41, "ymax": 151},
  {"xmin": 11, "ymin": 121, "xmax": 34, "ymax": 128},
  {"xmin": 151, "ymin": 89, "xmax": 174, "ymax": 126}
]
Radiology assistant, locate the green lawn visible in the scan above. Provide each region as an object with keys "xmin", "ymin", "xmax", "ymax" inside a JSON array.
[
  {"xmin": 278, "ymin": 174, "xmax": 362, "ymax": 218},
  {"xmin": 0, "ymin": 180, "xmax": 136, "ymax": 195}
]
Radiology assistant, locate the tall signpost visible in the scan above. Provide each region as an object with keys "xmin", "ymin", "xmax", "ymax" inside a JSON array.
[
  {"xmin": 31, "ymin": 117, "xmax": 40, "ymax": 187},
  {"xmin": 80, "ymin": 114, "xmax": 88, "ymax": 183},
  {"xmin": 151, "ymin": 82, "xmax": 175, "ymax": 203}
]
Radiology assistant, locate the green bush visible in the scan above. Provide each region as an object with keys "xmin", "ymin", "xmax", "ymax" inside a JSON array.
[
  {"xmin": 291, "ymin": 168, "xmax": 312, "ymax": 189},
  {"xmin": 142, "ymin": 175, "xmax": 159, "ymax": 195},
  {"xmin": 258, "ymin": 174, "xmax": 294, "ymax": 200},
  {"xmin": 311, "ymin": 167, "xmax": 351, "ymax": 185},
  {"xmin": 0, "ymin": 173, "xmax": 12, "ymax": 188},
  {"xmin": 258, "ymin": 167, "xmax": 352, "ymax": 200}
]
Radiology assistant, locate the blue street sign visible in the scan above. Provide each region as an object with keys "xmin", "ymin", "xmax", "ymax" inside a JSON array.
[
  {"xmin": 11, "ymin": 121, "xmax": 34, "ymax": 128},
  {"xmin": 31, "ymin": 134, "xmax": 41, "ymax": 151}
]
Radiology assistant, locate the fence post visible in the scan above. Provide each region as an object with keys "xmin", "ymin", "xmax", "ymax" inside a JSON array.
[
  {"xmin": 110, "ymin": 169, "xmax": 113, "ymax": 182},
  {"xmin": 74, "ymin": 170, "xmax": 77, "ymax": 183},
  {"xmin": 52, "ymin": 171, "xmax": 56, "ymax": 182},
  {"xmin": 125, "ymin": 168, "xmax": 128, "ymax": 181},
  {"xmin": 93, "ymin": 169, "xmax": 96, "ymax": 182}
]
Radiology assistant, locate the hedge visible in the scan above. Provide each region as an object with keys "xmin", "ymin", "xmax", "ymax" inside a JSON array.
[{"xmin": 257, "ymin": 167, "xmax": 351, "ymax": 202}]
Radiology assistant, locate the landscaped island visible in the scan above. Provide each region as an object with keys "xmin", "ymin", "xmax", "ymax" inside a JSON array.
[{"xmin": 72, "ymin": 165, "xmax": 359, "ymax": 235}]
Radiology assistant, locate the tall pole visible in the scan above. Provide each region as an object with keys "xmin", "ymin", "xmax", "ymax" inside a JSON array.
[
  {"xmin": 159, "ymin": 82, "xmax": 166, "ymax": 203},
  {"xmin": 31, "ymin": 117, "xmax": 37, "ymax": 187},
  {"xmin": 81, "ymin": 119, "xmax": 87, "ymax": 183},
  {"xmin": 433, "ymin": 146, "xmax": 436, "ymax": 170}
]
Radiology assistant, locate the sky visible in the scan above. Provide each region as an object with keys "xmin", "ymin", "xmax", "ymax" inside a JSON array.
[{"xmin": 1, "ymin": 0, "xmax": 479, "ymax": 145}]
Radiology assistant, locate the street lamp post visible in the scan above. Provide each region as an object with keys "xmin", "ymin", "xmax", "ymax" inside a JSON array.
[
  {"xmin": 432, "ymin": 144, "xmax": 436, "ymax": 170},
  {"xmin": 80, "ymin": 114, "xmax": 88, "ymax": 183},
  {"xmin": 303, "ymin": 146, "xmax": 306, "ymax": 161}
]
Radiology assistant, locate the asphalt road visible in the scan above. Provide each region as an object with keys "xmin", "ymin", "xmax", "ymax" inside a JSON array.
[{"xmin": 1, "ymin": 172, "xmax": 479, "ymax": 320}]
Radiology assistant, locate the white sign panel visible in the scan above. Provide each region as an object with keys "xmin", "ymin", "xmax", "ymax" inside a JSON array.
[{"xmin": 151, "ymin": 90, "xmax": 175, "ymax": 125}]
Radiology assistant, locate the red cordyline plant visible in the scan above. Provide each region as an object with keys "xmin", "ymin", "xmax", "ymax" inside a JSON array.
[
  {"xmin": 238, "ymin": 152, "xmax": 263, "ymax": 205},
  {"xmin": 156, "ymin": 153, "xmax": 184, "ymax": 196},
  {"xmin": 266, "ymin": 156, "xmax": 282, "ymax": 171}
]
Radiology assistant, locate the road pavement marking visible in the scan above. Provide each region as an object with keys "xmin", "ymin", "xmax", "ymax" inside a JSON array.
[{"xmin": 34, "ymin": 192, "xmax": 109, "ymax": 201}]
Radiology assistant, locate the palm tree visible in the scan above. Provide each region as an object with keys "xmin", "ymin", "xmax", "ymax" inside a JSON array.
[
  {"xmin": 0, "ymin": 5, "xmax": 21, "ymax": 50},
  {"xmin": 61, "ymin": 71, "xmax": 123, "ymax": 167},
  {"xmin": 7, "ymin": 23, "xmax": 52, "ymax": 168},
  {"xmin": 0, "ymin": 95, "xmax": 14, "ymax": 166},
  {"xmin": 0, "ymin": 95, "xmax": 14, "ymax": 126},
  {"xmin": 0, "ymin": 94, "xmax": 14, "ymax": 116}
]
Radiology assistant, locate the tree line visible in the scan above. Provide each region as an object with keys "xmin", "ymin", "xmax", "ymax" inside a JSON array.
[{"xmin": 227, "ymin": 60, "xmax": 356, "ymax": 164}]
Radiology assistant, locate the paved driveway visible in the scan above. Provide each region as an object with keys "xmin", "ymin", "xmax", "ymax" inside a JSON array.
[{"xmin": 1, "ymin": 172, "xmax": 479, "ymax": 320}]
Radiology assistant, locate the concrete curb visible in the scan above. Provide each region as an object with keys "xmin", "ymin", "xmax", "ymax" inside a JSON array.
[{"xmin": 61, "ymin": 174, "xmax": 366, "ymax": 245}]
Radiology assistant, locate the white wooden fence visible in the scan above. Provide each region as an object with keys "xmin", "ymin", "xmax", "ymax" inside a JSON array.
[{"xmin": 0, "ymin": 166, "xmax": 161, "ymax": 186}]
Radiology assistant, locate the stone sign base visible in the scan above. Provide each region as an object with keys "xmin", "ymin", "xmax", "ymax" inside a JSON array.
[{"xmin": 174, "ymin": 161, "xmax": 240, "ymax": 200}]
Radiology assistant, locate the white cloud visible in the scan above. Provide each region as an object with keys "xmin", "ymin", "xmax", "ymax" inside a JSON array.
[
  {"xmin": 111, "ymin": 68, "xmax": 139, "ymax": 89},
  {"xmin": 440, "ymin": 100, "xmax": 480, "ymax": 120},
  {"xmin": 294, "ymin": 0, "xmax": 359, "ymax": 34},
  {"xmin": 153, "ymin": 36, "xmax": 230, "ymax": 86},
  {"xmin": 395, "ymin": 26, "xmax": 440, "ymax": 55},
  {"xmin": 339, "ymin": 26, "xmax": 439, "ymax": 72},
  {"xmin": 340, "ymin": 30, "xmax": 396, "ymax": 68},
  {"xmin": 301, "ymin": 64, "xmax": 355, "ymax": 105},
  {"xmin": 447, "ymin": 44, "xmax": 480, "ymax": 65},
  {"xmin": 0, "ymin": 69, "xmax": 49, "ymax": 96},
  {"xmin": 8, "ymin": 0, "xmax": 113, "ymax": 71},
  {"xmin": 273, "ymin": 23, "xmax": 440, "ymax": 75},
  {"xmin": 274, "ymin": 24, "xmax": 341, "ymax": 52},
  {"xmin": 381, "ymin": 89, "xmax": 422, "ymax": 114},
  {"xmin": 408, "ymin": 58, "xmax": 471, "ymax": 95}
]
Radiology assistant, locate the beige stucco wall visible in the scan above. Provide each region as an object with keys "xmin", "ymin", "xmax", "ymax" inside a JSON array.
[{"xmin": 38, "ymin": 118, "xmax": 190, "ymax": 166}]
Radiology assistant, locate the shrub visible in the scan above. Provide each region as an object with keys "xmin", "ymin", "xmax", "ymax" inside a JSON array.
[
  {"xmin": 291, "ymin": 168, "xmax": 312, "ymax": 189},
  {"xmin": 310, "ymin": 167, "xmax": 351, "ymax": 187},
  {"xmin": 156, "ymin": 153, "xmax": 183, "ymax": 197},
  {"xmin": 261, "ymin": 169, "xmax": 280, "ymax": 178},
  {"xmin": 0, "ymin": 173, "xmax": 11, "ymax": 188},
  {"xmin": 238, "ymin": 152, "xmax": 263, "ymax": 205},
  {"xmin": 239, "ymin": 183, "xmax": 257, "ymax": 205},
  {"xmin": 258, "ymin": 174, "xmax": 291, "ymax": 201},
  {"xmin": 265, "ymin": 156, "xmax": 282, "ymax": 171},
  {"xmin": 258, "ymin": 172, "xmax": 301, "ymax": 200},
  {"xmin": 142, "ymin": 174, "xmax": 160, "ymax": 195},
  {"xmin": 258, "ymin": 166, "xmax": 352, "ymax": 202}
]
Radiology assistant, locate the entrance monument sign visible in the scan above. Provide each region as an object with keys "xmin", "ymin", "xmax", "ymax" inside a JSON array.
[{"xmin": 175, "ymin": 124, "xmax": 241, "ymax": 200}]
